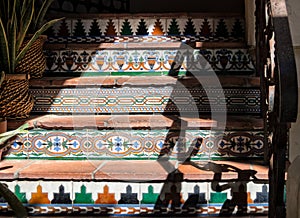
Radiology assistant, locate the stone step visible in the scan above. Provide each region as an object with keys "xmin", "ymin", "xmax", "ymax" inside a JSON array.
[
  {"xmin": 0, "ymin": 159, "xmax": 267, "ymax": 181},
  {"xmin": 29, "ymin": 75, "xmax": 261, "ymax": 115},
  {"xmin": 4, "ymin": 114, "xmax": 264, "ymax": 160},
  {"xmin": 8, "ymin": 115, "xmax": 263, "ymax": 131},
  {"xmin": 44, "ymin": 46, "xmax": 255, "ymax": 76},
  {"xmin": 30, "ymin": 75, "xmax": 260, "ymax": 87},
  {"xmin": 0, "ymin": 158, "xmax": 269, "ymax": 216},
  {"xmin": 46, "ymin": 14, "xmax": 246, "ymax": 44}
]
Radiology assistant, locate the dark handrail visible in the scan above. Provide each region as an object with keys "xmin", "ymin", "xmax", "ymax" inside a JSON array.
[
  {"xmin": 270, "ymin": 0, "xmax": 298, "ymax": 123},
  {"xmin": 255, "ymin": 0, "xmax": 298, "ymax": 217}
]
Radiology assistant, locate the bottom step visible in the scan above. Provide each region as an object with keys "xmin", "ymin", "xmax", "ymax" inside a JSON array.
[{"xmin": 0, "ymin": 159, "xmax": 269, "ymax": 216}]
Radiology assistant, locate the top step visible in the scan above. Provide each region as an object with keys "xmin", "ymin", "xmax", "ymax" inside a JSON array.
[{"xmin": 45, "ymin": 14, "xmax": 246, "ymax": 45}]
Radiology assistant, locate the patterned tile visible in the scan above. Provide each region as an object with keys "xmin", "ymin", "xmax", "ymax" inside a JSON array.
[
  {"xmin": 0, "ymin": 181, "xmax": 268, "ymax": 216},
  {"xmin": 46, "ymin": 16, "xmax": 245, "ymax": 41},
  {"xmin": 29, "ymin": 87, "xmax": 260, "ymax": 114},
  {"xmin": 5, "ymin": 129, "xmax": 264, "ymax": 159},
  {"xmin": 44, "ymin": 48, "xmax": 255, "ymax": 75}
]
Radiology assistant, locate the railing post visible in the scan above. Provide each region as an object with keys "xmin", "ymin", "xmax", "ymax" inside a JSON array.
[{"xmin": 255, "ymin": 0, "xmax": 298, "ymax": 217}]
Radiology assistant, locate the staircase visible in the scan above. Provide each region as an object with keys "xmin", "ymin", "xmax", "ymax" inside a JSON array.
[{"xmin": 0, "ymin": 12, "xmax": 272, "ymax": 217}]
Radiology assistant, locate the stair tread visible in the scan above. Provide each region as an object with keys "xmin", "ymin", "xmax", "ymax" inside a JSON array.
[
  {"xmin": 44, "ymin": 42, "xmax": 247, "ymax": 50},
  {"xmin": 7, "ymin": 114, "xmax": 263, "ymax": 130},
  {"xmin": 30, "ymin": 75, "xmax": 260, "ymax": 87},
  {"xmin": 0, "ymin": 159, "xmax": 268, "ymax": 181}
]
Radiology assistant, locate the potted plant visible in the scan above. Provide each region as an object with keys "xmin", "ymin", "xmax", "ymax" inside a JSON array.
[
  {"xmin": 14, "ymin": 0, "xmax": 62, "ymax": 78},
  {"xmin": 0, "ymin": 0, "xmax": 62, "ymax": 118}
]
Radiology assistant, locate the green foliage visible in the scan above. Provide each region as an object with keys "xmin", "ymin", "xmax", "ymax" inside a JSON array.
[
  {"xmin": 0, "ymin": 0, "xmax": 63, "ymax": 75},
  {"xmin": 0, "ymin": 123, "xmax": 29, "ymax": 149}
]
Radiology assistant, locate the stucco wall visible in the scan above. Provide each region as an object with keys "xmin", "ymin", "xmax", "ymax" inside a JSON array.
[{"xmin": 287, "ymin": 0, "xmax": 300, "ymax": 162}]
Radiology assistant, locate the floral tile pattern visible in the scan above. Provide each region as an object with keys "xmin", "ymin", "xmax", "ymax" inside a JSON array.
[
  {"xmin": 44, "ymin": 48, "xmax": 255, "ymax": 75},
  {"xmin": 4, "ymin": 129, "xmax": 264, "ymax": 159}
]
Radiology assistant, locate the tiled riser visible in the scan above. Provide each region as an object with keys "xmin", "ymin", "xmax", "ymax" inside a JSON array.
[
  {"xmin": 47, "ymin": 17, "xmax": 245, "ymax": 41},
  {"xmin": 5, "ymin": 130, "xmax": 264, "ymax": 159},
  {"xmin": 44, "ymin": 49, "xmax": 255, "ymax": 74},
  {"xmin": 0, "ymin": 181, "xmax": 268, "ymax": 216},
  {"xmin": 30, "ymin": 87, "xmax": 260, "ymax": 114}
]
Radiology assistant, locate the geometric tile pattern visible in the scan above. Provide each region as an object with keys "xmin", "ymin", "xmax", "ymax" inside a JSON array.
[
  {"xmin": 47, "ymin": 17, "xmax": 245, "ymax": 42},
  {"xmin": 4, "ymin": 129, "xmax": 264, "ymax": 159},
  {"xmin": 30, "ymin": 87, "xmax": 260, "ymax": 114},
  {"xmin": 44, "ymin": 48, "xmax": 255, "ymax": 75},
  {"xmin": 0, "ymin": 181, "xmax": 268, "ymax": 216}
]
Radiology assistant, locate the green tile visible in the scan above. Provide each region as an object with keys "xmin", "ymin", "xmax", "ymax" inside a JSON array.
[
  {"xmin": 14, "ymin": 184, "xmax": 28, "ymax": 203},
  {"xmin": 74, "ymin": 185, "xmax": 94, "ymax": 204},
  {"xmin": 141, "ymin": 185, "xmax": 159, "ymax": 204},
  {"xmin": 210, "ymin": 192, "xmax": 227, "ymax": 203}
]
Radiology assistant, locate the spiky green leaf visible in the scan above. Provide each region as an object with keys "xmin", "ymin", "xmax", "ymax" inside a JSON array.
[
  {"xmin": 16, "ymin": 17, "xmax": 63, "ymax": 63},
  {"xmin": 0, "ymin": 19, "xmax": 10, "ymax": 74},
  {"xmin": 34, "ymin": 0, "xmax": 54, "ymax": 32}
]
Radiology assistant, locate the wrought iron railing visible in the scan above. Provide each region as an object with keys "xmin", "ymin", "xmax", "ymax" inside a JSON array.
[{"xmin": 255, "ymin": 0, "xmax": 298, "ymax": 217}]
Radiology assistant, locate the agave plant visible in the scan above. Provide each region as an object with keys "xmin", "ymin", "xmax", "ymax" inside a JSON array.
[{"xmin": 0, "ymin": 0, "xmax": 62, "ymax": 75}]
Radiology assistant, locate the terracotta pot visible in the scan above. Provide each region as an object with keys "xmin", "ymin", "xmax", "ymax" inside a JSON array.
[{"xmin": 0, "ymin": 119, "xmax": 7, "ymax": 134}]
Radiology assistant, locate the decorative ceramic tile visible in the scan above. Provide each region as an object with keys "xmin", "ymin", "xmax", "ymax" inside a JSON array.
[
  {"xmin": 46, "ymin": 16, "xmax": 245, "ymax": 42},
  {"xmin": 0, "ymin": 181, "xmax": 268, "ymax": 216},
  {"xmin": 5, "ymin": 129, "xmax": 264, "ymax": 159},
  {"xmin": 44, "ymin": 48, "xmax": 255, "ymax": 75},
  {"xmin": 29, "ymin": 87, "xmax": 260, "ymax": 114}
]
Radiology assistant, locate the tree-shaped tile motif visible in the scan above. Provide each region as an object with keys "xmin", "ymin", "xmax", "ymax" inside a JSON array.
[
  {"xmin": 155, "ymin": 184, "xmax": 182, "ymax": 209},
  {"xmin": 105, "ymin": 19, "xmax": 117, "ymax": 36},
  {"xmin": 74, "ymin": 185, "xmax": 94, "ymax": 204},
  {"xmin": 152, "ymin": 19, "xmax": 165, "ymax": 36},
  {"xmin": 14, "ymin": 184, "xmax": 28, "ymax": 203},
  {"xmin": 51, "ymin": 185, "xmax": 72, "ymax": 204},
  {"xmin": 215, "ymin": 19, "xmax": 229, "ymax": 38},
  {"xmin": 184, "ymin": 18, "xmax": 196, "ymax": 36},
  {"xmin": 29, "ymin": 185, "xmax": 50, "ymax": 204},
  {"xmin": 136, "ymin": 19, "xmax": 148, "ymax": 35},
  {"xmin": 141, "ymin": 185, "xmax": 159, "ymax": 204},
  {"xmin": 120, "ymin": 19, "xmax": 133, "ymax": 35},
  {"xmin": 167, "ymin": 18, "xmax": 181, "ymax": 35},
  {"xmin": 73, "ymin": 19, "xmax": 86, "ymax": 37},
  {"xmin": 187, "ymin": 185, "xmax": 206, "ymax": 204},
  {"xmin": 57, "ymin": 20, "xmax": 70, "ymax": 37},
  {"xmin": 200, "ymin": 18, "xmax": 212, "ymax": 38},
  {"xmin": 95, "ymin": 185, "xmax": 117, "ymax": 204},
  {"xmin": 210, "ymin": 192, "xmax": 227, "ymax": 203},
  {"xmin": 89, "ymin": 19, "xmax": 102, "ymax": 36},
  {"xmin": 231, "ymin": 19, "xmax": 245, "ymax": 39},
  {"xmin": 254, "ymin": 184, "xmax": 268, "ymax": 203},
  {"xmin": 118, "ymin": 185, "xmax": 139, "ymax": 204}
]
